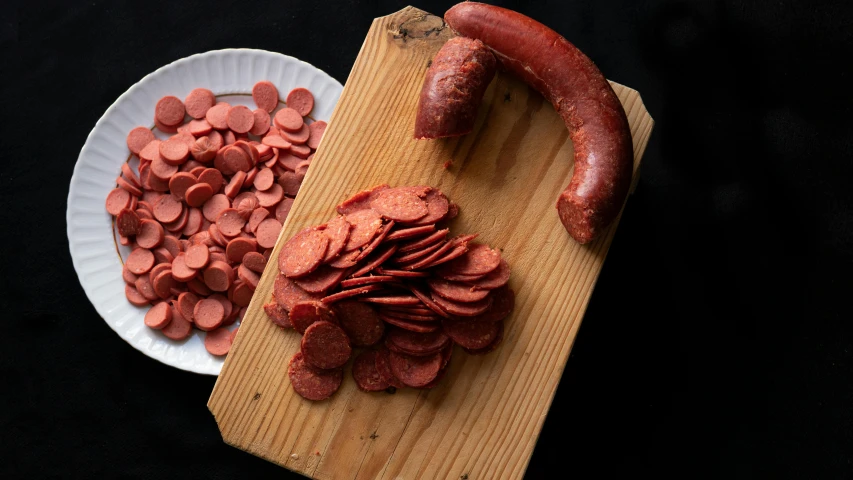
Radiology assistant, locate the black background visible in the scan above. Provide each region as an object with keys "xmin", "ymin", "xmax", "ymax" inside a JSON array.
[{"xmin": 2, "ymin": 0, "xmax": 852, "ymax": 478}]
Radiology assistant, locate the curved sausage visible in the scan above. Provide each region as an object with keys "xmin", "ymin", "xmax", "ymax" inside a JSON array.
[
  {"xmin": 443, "ymin": 2, "xmax": 634, "ymax": 244},
  {"xmin": 414, "ymin": 36, "xmax": 496, "ymax": 140}
]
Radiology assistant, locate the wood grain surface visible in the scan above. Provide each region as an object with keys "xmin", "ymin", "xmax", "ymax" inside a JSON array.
[{"xmin": 209, "ymin": 6, "xmax": 654, "ymax": 479}]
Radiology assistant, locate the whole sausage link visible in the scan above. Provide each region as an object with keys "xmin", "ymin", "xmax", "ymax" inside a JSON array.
[{"xmin": 444, "ymin": 2, "xmax": 634, "ymax": 243}]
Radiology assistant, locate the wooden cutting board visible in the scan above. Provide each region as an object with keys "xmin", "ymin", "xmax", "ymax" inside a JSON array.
[{"xmin": 209, "ymin": 6, "xmax": 654, "ymax": 479}]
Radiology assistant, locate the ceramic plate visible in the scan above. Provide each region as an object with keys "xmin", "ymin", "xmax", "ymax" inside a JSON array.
[{"xmin": 66, "ymin": 48, "xmax": 343, "ymax": 375}]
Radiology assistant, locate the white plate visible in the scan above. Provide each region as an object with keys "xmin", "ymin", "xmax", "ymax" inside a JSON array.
[{"xmin": 66, "ymin": 49, "xmax": 343, "ymax": 375}]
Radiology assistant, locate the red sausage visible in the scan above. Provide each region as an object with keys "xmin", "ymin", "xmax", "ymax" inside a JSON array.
[
  {"xmin": 205, "ymin": 102, "xmax": 231, "ymax": 130},
  {"xmin": 204, "ymin": 327, "xmax": 232, "ymax": 356},
  {"xmin": 250, "ymin": 109, "xmax": 271, "ymax": 136},
  {"xmin": 226, "ymin": 105, "xmax": 255, "ymax": 134},
  {"xmin": 301, "ymin": 321, "xmax": 351, "ymax": 370},
  {"xmin": 116, "ymin": 208, "xmax": 140, "ymax": 237},
  {"xmin": 197, "ymin": 168, "xmax": 224, "ymax": 192},
  {"xmin": 126, "ymin": 127, "xmax": 155, "ymax": 155},
  {"xmin": 105, "ymin": 188, "xmax": 131, "ymax": 216},
  {"xmin": 252, "ymin": 168, "xmax": 274, "ymax": 191},
  {"xmin": 273, "ymin": 108, "xmax": 303, "ymax": 132},
  {"xmin": 203, "ymin": 260, "xmax": 234, "ymax": 292},
  {"xmin": 190, "ymin": 137, "xmax": 217, "ymax": 162},
  {"xmin": 136, "ymin": 219, "xmax": 165, "ymax": 249},
  {"xmin": 144, "ymin": 301, "xmax": 172, "ymax": 329},
  {"xmin": 159, "ymin": 137, "xmax": 189, "ymax": 165},
  {"xmin": 444, "ymin": 2, "xmax": 634, "ymax": 243},
  {"xmin": 287, "ymin": 351, "xmax": 342, "ymax": 401},
  {"xmin": 187, "ymin": 119, "xmax": 213, "ymax": 136},
  {"xmin": 193, "ymin": 298, "xmax": 225, "ymax": 331},
  {"xmin": 185, "ymin": 244, "xmax": 210, "ymax": 269},
  {"xmin": 185, "ymin": 183, "xmax": 214, "ymax": 208},
  {"xmin": 414, "ymin": 36, "xmax": 496, "ymax": 140},
  {"xmin": 162, "ymin": 303, "xmax": 193, "ymax": 340},
  {"xmin": 286, "ymin": 87, "xmax": 314, "ymax": 116},
  {"xmin": 225, "ymin": 237, "xmax": 257, "ymax": 263},
  {"xmin": 242, "ymin": 251, "xmax": 267, "ymax": 273},
  {"xmin": 306, "ymin": 121, "xmax": 327, "ymax": 150},
  {"xmin": 255, "ymin": 218, "xmax": 281, "ymax": 248},
  {"xmin": 155, "ymin": 96, "xmax": 186, "ymax": 127},
  {"xmin": 261, "ymin": 134, "xmax": 292, "ymax": 150},
  {"xmin": 184, "ymin": 88, "xmax": 216, "ymax": 119},
  {"xmin": 352, "ymin": 350, "xmax": 390, "ymax": 392},
  {"xmin": 252, "ymin": 81, "xmax": 279, "ymax": 113}
]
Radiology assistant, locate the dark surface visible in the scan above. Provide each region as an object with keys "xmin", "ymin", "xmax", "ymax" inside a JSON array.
[{"xmin": 2, "ymin": 0, "xmax": 852, "ymax": 478}]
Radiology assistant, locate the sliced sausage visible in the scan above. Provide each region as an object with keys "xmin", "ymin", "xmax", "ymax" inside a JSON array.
[
  {"xmin": 225, "ymin": 237, "xmax": 257, "ymax": 263},
  {"xmin": 155, "ymin": 96, "xmax": 186, "ymax": 127},
  {"xmin": 185, "ymin": 183, "xmax": 214, "ymax": 208},
  {"xmin": 388, "ymin": 350, "xmax": 442, "ymax": 388},
  {"xmin": 126, "ymin": 248, "xmax": 155, "ymax": 274},
  {"xmin": 475, "ymin": 285, "xmax": 515, "ymax": 323},
  {"xmin": 215, "ymin": 208, "xmax": 246, "ymax": 237},
  {"xmin": 384, "ymin": 224, "xmax": 435, "ymax": 242},
  {"xmin": 105, "ymin": 188, "xmax": 131, "ymax": 216},
  {"xmin": 116, "ymin": 208, "xmax": 140, "ymax": 237},
  {"xmin": 184, "ymin": 88, "xmax": 216, "ymax": 119},
  {"xmin": 385, "ymin": 326, "xmax": 450, "ymax": 357},
  {"xmin": 250, "ymin": 109, "xmax": 271, "ymax": 136},
  {"xmin": 287, "ymin": 351, "xmax": 342, "ymax": 401},
  {"xmin": 306, "ymin": 120, "xmax": 327, "ymax": 150},
  {"xmin": 431, "ymin": 291, "xmax": 493, "ymax": 317},
  {"xmin": 333, "ymin": 301, "xmax": 385, "ymax": 347},
  {"xmin": 374, "ymin": 345, "xmax": 405, "ymax": 388},
  {"xmin": 203, "ymin": 260, "xmax": 234, "ymax": 292},
  {"xmin": 136, "ymin": 219, "xmax": 165, "ymax": 249},
  {"xmin": 320, "ymin": 284, "xmax": 384, "ymax": 304},
  {"xmin": 144, "ymin": 301, "xmax": 172, "ymax": 329},
  {"xmin": 177, "ymin": 291, "xmax": 200, "ymax": 323},
  {"xmin": 278, "ymin": 227, "xmax": 329, "ymax": 278},
  {"xmin": 286, "ymin": 87, "xmax": 314, "ymax": 116},
  {"xmin": 168, "ymin": 172, "xmax": 197, "ymax": 201},
  {"xmin": 427, "ymin": 277, "xmax": 490, "ymax": 303},
  {"xmin": 204, "ymin": 327, "xmax": 232, "ymax": 356},
  {"xmin": 292, "ymin": 264, "xmax": 347, "ymax": 294},
  {"xmin": 242, "ymin": 251, "xmax": 267, "ymax": 273},
  {"xmin": 301, "ymin": 320, "xmax": 351, "ymax": 370},
  {"xmin": 463, "ymin": 321, "xmax": 505, "ymax": 355},
  {"xmin": 255, "ymin": 218, "xmax": 283, "ymax": 249},
  {"xmin": 289, "ymin": 301, "xmax": 337, "ymax": 334},
  {"xmin": 125, "ymin": 284, "xmax": 150, "ymax": 307},
  {"xmin": 252, "ymin": 81, "xmax": 279, "ymax": 113},
  {"xmin": 162, "ymin": 303, "xmax": 193, "ymax": 340},
  {"xmin": 440, "ymin": 243, "xmax": 501, "ymax": 276},
  {"xmin": 226, "ymin": 105, "xmax": 255, "ymax": 134},
  {"xmin": 273, "ymin": 274, "xmax": 324, "ymax": 310},
  {"xmin": 273, "ymin": 107, "xmax": 303, "ymax": 132},
  {"xmin": 264, "ymin": 301, "xmax": 292, "ymax": 328},
  {"xmin": 126, "ymin": 127, "xmax": 155, "ymax": 155},
  {"xmin": 352, "ymin": 350, "xmax": 390, "ymax": 392},
  {"xmin": 205, "ymin": 102, "xmax": 231, "ymax": 130},
  {"xmin": 202, "ymin": 194, "xmax": 231, "ymax": 222},
  {"xmin": 343, "ymin": 209, "xmax": 383, "ymax": 252},
  {"xmin": 159, "ymin": 137, "xmax": 189, "ymax": 165},
  {"xmin": 349, "ymin": 243, "xmax": 398, "ymax": 278},
  {"xmin": 193, "ymin": 298, "xmax": 225, "ymax": 331}
]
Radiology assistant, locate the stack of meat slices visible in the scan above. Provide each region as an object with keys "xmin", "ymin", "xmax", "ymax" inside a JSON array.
[{"xmin": 267, "ymin": 185, "xmax": 515, "ymax": 401}]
